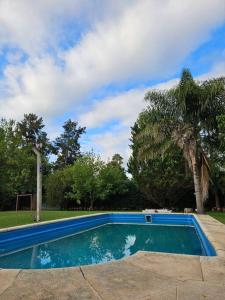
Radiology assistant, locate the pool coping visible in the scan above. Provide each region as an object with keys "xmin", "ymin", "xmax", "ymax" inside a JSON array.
[
  {"xmin": 0, "ymin": 212, "xmax": 192, "ymax": 232},
  {"xmin": 0, "ymin": 212, "xmax": 107, "ymax": 232},
  {"xmin": 0, "ymin": 211, "xmax": 206, "ymax": 232},
  {"xmin": 195, "ymin": 214, "xmax": 225, "ymax": 258},
  {"xmin": 0, "ymin": 213, "xmax": 225, "ymax": 299}
]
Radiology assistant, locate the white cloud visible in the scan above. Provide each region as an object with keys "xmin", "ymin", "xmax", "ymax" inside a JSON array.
[
  {"xmin": 197, "ymin": 59, "xmax": 225, "ymax": 81},
  {"xmin": 0, "ymin": 0, "xmax": 88, "ymax": 53},
  {"xmin": 64, "ymin": 0, "xmax": 225, "ymax": 82},
  {"xmin": 88, "ymin": 127, "xmax": 132, "ymax": 163},
  {"xmin": 0, "ymin": 0, "xmax": 224, "ymax": 120},
  {"xmin": 0, "ymin": 1, "xmax": 224, "ymax": 164},
  {"xmin": 0, "ymin": 56, "xmax": 72, "ymax": 118},
  {"xmin": 79, "ymin": 77, "xmax": 182, "ymax": 130},
  {"xmin": 79, "ymin": 88, "xmax": 147, "ymax": 128},
  {"xmin": 0, "ymin": 0, "xmax": 134, "ymax": 54},
  {"xmin": 82, "ymin": 61, "xmax": 225, "ymax": 165}
]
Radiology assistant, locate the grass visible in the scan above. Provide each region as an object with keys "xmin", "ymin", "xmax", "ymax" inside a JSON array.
[
  {"xmin": 0, "ymin": 210, "xmax": 106, "ymax": 229},
  {"xmin": 1, "ymin": 210, "xmax": 225, "ymax": 229},
  {"xmin": 207, "ymin": 211, "xmax": 225, "ymax": 225}
]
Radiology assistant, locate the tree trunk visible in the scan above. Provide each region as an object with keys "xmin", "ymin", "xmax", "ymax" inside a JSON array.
[
  {"xmin": 184, "ymin": 160, "xmax": 189, "ymax": 176},
  {"xmin": 89, "ymin": 192, "xmax": 94, "ymax": 210},
  {"xmin": 189, "ymin": 142, "xmax": 204, "ymax": 214},
  {"xmin": 89, "ymin": 201, "xmax": 94, "ymax": 210},
  {"xmin": 215, "ymin": 192, "xmax": 220, "ymax": 210},
  {"xmin": 192, "ymin": 161, "xmax": 204, "ymax": 214}
]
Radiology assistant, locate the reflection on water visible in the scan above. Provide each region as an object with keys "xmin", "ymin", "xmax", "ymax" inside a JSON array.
[
  {"xmin": 0, "ymin": 224, "xmax": 204, "ymax": 269},
  {"xmin": 123, "ymin": 235, "xmax": 136, "ymax": 256}
]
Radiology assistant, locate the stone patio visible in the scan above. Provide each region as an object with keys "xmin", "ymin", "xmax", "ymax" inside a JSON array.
[{"xmin": 0, "ymin": 215, "xmax": 225, "ymax": 300}]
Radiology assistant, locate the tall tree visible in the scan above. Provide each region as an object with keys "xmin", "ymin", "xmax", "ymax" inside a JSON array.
[
  {"xmin": 217, "ymin": 115, "xmax": 225, "ymax": 158},
  {"xmin": 66, "ymin": 154, "xmax": 103, "ymax": 210},
  {"xmin": 54, "ymin": 119, "xmax": 86, "ymax": 168},
  {"xmin": 17, "ymin": 113, "xmax": 52, "ymax": 155},
  {"xmin": 17, "ymin": 113, "xmax": 44, "ymax": 144},
  {"xmin": 209, "ymin": 115, "xmax": 225, "ymax": 209},
  {"xmin": 98, "ymin": 155, "xmax": 129, "ymax": 202},
  {"xmin": 111, "ymin": 153, "xmax": 124, "ymax": 168},
  {"xmin": 136, "ymin": 70, "xmax": 225, "ymax": 214},
  {"xmin": 45, "ymin": 168, "xmax": 73, "ymax": 209},
  {"xmin": 0, "ymin": 119, "xmax": 37, "ymax": 209},
  {"xmin": 128, "ymin": 115, "xmax": 194, "ymax": 210}
]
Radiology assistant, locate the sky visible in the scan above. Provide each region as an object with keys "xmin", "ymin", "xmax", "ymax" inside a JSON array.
[{"xmin": 0, "ymin": 0, "xmax": 225, "ymax": 165}]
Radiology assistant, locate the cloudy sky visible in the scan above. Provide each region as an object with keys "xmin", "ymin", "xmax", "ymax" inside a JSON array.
[{"xmin": 0, "ymin": 0, "xmax": 225, "ymax": 164}]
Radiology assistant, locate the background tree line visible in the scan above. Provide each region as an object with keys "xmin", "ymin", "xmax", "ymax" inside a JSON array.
[
  {"xmin": 0, "ymin": 114, "xmax": 145, "ymax": 210},
  {"xmin": 0, "ymin": 69, "xmax": 224, "ymax": 213}
]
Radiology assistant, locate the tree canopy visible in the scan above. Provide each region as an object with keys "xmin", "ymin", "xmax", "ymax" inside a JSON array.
[
  {"xmin": 54, "ymin": 119, "xmax": 86, "ymax": 168},
  {"xmin": 132, "ymin": 69, "xmax": 225, "ymax": 213}
]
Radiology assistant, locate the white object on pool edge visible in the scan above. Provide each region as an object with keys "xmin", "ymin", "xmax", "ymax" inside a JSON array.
[{"xmin": 142, "ymin": 209, "xmax": 172, "ymax": 213}]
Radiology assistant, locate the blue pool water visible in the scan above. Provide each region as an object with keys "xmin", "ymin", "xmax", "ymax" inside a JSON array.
[
  {"xmin": 0, "ymin": 214, "xmax": 216, "ymax": 269},
  {"xmin": 0, "ymin": 224, "xmax": 204, "ymax": 269}
]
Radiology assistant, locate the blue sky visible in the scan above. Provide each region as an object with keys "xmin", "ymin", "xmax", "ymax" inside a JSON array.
[{"xmin": 0, "ymin": 0, "xmax": 224, "ymax": 164}]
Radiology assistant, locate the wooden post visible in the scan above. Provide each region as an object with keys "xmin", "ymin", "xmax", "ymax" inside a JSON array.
[
  {"xmin": 32, "ymin": 147, "xmax": 42, "ymax": 222},
  {"xmin": 16, "ymin": 194, "xmax": 18, "ymax": 211},
  {"xmin": 30, "ymin": 194, "xmax": 32, "ymax": 211}
]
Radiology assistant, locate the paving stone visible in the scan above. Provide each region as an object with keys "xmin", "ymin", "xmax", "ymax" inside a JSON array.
[
  {"xmin": 0, "ymin": 269, "xmax": 20, "ymax": 296},
  {"xmin": 203, "ymin": 224, "xmax": 225, "ymax": 233},
  {"xmin": 209, "ymin": 234, "xmax": 225, "ymax": 252},
  {"xmin": 125, "ymin": 252, "xmax": 203, "ymax": 282},
  {"xmin": 216, "ymin": 250, "xmax": 225, "ymax": 258},
  {"xmin": 177, "ymin": 280, "xmax": 225, "ymax": 300},
  {"xmin": 0, "ymin": 268, "xmax": 99, "ymax": 300},
  {"xmin": 138, "ymin": 288, "xmax": 177, "ymax": 300},
  {"xmin": 197, "ymin": 215, "xmax": 225, "ymax": 257},
  {"xmin": 203, "ymin": 230, "xmax": 225, "ymax": 242},
  {"xmin": 201, "ymin": 256, "xmax": 225, "ymax": 284},
  {"xmin": 197, "ymin": 215, "xmax": 222, "ymax": 225},
  {"xmin": 81, "ymin": 260, "xmax": 178, "ymax": 300}
]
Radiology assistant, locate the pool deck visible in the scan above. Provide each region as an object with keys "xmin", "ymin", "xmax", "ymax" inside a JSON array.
[{"xmin": 0, "ymin": 214, "xmax": 225, "ymax": 300}]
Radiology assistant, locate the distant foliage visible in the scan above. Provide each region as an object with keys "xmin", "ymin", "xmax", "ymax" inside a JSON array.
[
  {"xmin": 0, "ymin": 115, "xmax": 85, "ymax": 210},
  {"xmin": 0, "ymin": 118, "xmax": 36, "ymax": 209},
  {"xmin": 0, "ymin": 113, "xmax": 140, "ymax": 211},
  {"xmin": 54, "ymin": 119, "xmax": 86, "ymax": 168},
  {"xmin": 45, "ymin": 153, "xmax": 135, "ymax": 210}
]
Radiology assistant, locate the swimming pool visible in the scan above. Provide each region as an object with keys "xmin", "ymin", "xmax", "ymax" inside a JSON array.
[{"xmin": 0, "ymin": 213, "xmax": 216, "ymax": 269}]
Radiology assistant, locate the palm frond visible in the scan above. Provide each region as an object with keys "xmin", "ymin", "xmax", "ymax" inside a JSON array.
[
  {"xmin": 200, "ymin": 77, "xmax": 225, "ymax": 111},
  {"xmin": 138, "ymin": 138, "xmax": 172, "ymax": 161},
  {"xmin": 136, "ymin": 120, "xmax": 173, "ymax": 161}
]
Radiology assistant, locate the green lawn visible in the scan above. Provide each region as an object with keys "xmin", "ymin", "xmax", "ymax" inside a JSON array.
[
  {"xmin": 0, "ymin": 210, "xmax": 105, "ymax": 229},
  {"xmin": 207, "ymin": 211, "xmax": 225, "ymax": 225},
  {"xmin": 1, "ymin": 210, "xmax": 225, "ymax": 229}
]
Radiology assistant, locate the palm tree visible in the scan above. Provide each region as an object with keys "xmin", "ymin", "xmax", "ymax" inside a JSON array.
[{"xmin": 137, "ymin": 70, "xmax": 225, "ymax": 214}]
